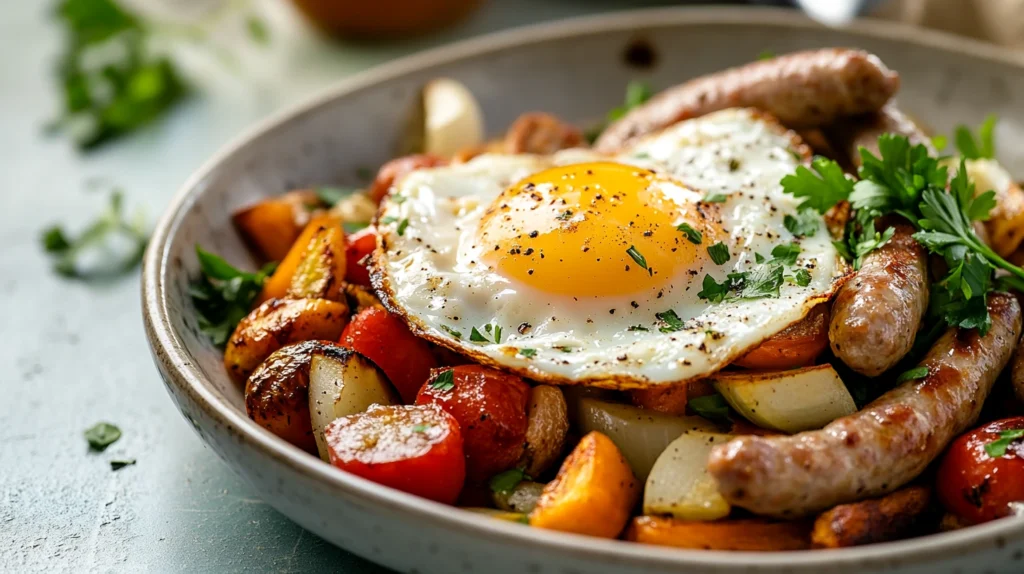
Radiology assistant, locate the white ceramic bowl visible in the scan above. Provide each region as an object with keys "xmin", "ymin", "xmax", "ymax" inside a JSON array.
[{"xmin": 143, "ymin": 7, "xmax": 1024, "ymax": 573}]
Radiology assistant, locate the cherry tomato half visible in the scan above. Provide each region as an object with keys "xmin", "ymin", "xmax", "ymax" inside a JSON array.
[{"xmin": 937, "ymin": 416, "xmax": 1024, "ymax": 524}]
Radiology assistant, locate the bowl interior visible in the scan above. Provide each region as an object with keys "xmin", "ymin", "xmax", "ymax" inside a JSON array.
[{"xmin": 150, "ymin": 7, "xmax": 1024, "ymax": 572}]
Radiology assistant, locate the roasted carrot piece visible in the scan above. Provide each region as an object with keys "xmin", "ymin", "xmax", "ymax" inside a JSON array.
[
  {"xmin": 630, "ymin": 383, "xmax": 688, "ymax": 415},
  {"xmin": 232, "ymin": 190, "xmax": 321, "ymax": 262},
  {"xmin": 626, "ymin": 516, "xmax": 811, "ymax": 551},
  {"xmin": 286, "ymin": 221, "xmax": 347, "ymax": 301},
  {"xmin": 812, "ymin": 485, "xmax": 934, "ymax": 548},
  {"xmin": 257, "ymin": 214, "xmax": 342, "ymax": 304},
  {"xmin": 733, "ymin": 303, "xmax": 830, "ymax": 370},
  {"xmin": 529, "ymin": 431, "xmax": 639, "ymax": 538}
]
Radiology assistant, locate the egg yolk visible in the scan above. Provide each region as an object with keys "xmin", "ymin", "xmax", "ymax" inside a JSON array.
[{"xmin": 478, "ymin": 162, "xmax": 722, "ymax": 297}]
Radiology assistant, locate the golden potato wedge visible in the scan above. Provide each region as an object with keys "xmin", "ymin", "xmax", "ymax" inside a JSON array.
[
  {"xmin": 286, "ymin": 220, "xmax": 347, "ymax": 301},
  {"xmin": 626, "ymin": 516, "xmax": 811, "ymax": 551},
  {"xmin": 344, "ymin": 283, "xmax": 383, "ymax": 314},
  {"xmin": 232, "ymin": 190, "xmax": 322, "ymax": 262},
  {"xmin": 812, "ymin": 485, "xmax": 934, "ymax": 548},
  {"xmin": 224, "ymin": 298, "xmax": 349, "ymax": 384},
  {"xmin": 245, "ymin": 340, "xmax": 348, "ymax": 454},
  {"xmin": 529, "ymin": 431, "xmax": 639, "ymax": 538},
  {"xmin": 257, "ymin": 214, "xmax": 342, "ymax": 304},
  {"xmin": 518, "ymin": 385, "xmax": 569, "ymax": 477}
]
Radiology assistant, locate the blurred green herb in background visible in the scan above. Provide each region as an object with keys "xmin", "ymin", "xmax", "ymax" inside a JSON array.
[
  {"xmin": 49, "ymin": 0, "xmax": 269, "ymax": 150},
  {"xmin": 41, "ymin": 190, "xmax": 149, "ymax": 279}
]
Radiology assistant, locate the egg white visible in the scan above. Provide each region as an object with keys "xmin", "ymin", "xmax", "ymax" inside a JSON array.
[{"xmin": 371, "ymin": 108, "xmax": 850, "ymax": 388}]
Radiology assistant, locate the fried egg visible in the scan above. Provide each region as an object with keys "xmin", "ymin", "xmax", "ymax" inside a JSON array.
[{"xmin": 371, "ymin": 108, "xmax": 849, "ymax": 388}]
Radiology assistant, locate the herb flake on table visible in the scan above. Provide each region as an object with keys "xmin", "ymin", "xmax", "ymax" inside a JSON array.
[
  {"xmin": 85, "ymin": 422, "xmax": 121, "ymax": 451},
  {"xmin": 189, "ymin": 246, "xmax": 276, "ymax": 346},
  {"xmin": 40, "ymin": 191, "xmax": 148, "ymax": 279}
]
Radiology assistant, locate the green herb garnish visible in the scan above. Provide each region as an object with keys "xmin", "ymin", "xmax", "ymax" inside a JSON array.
[
  {"xmin": 788, "ymin": 268, "xmax": 811, "ymax": 287},
  {"xmin": 85, "ymin": 422, "xmax": 121, "ymax": 451},
  {"xmin": 626, "ymin": 245, "xmax": 648, "ymax": 270},
  {"xmin": 411, "ymin": 424, "xmax": 431, "ymax": 433},
  {"xmin": 585, "ymin": 80, "xmax": 653, "ymax": 143},
  {"xmin": 896, "ymin": 366, "xmax": 929, "ymax": 383},
  {"xmin": 780, "ymin": 156, "xmax": 854, "ymax": 215},
  {"xmin": 315, "ymin": 186, "xmax": 359, "ymax": 206},
  {"xmin": 955, "ymin": 114, "xmax": 998, "ymax": 160},
  {"xmin": 783, "ymin": 211, "xmax": 819, "ymax": 238},
  {"xmin": 676, "ymin": 222, "xmax": 703, "ymax": 244},
  {"xmin": 628, "ymin": 325, "xmax": 650, "ymax": 332},
  {"xmin": 985, "ymin": 429, "xmax": 1024, "ymax": 458},
  {"xmin": 396, "ymin": 218, "xmax": 409, "ymax": 236},
  {"xmin": 489, "ymin": 468, "xmax": 531, "ymax": 495},
  {"xmin": 429, "ymin": 369, "xmax": 455, "ymax": 392},
  {"xmin": 441, "ymin": 325, "xmax": 463, "ymax": 339},
  {"xmin": 189, "ymin": 246, "xmax": 277, "ymax": 346},
  {"xmin": 518, "ymin": 348, "xmax": 537, "ymax": 358},
  {"xmin": 703, "ymin": 192, "xmax": 728, "ymax": 203},
  {"xmin": 40, "ymin": 191, "xmax": 148, "ymax": 279},
  {"xmin": 688, "ymin": 394, "xmax": 731, "ymax": 422},
  {"xmin": 110, "ymin": 459, "xmax": 136, "ymax": 471},
  {"xmin": 707, "ymin": 242, "xmax": 730, "ymax": 265},
  {"xmin": 655, "ymin": 309, "xmax": 685, "ymax": 333}
]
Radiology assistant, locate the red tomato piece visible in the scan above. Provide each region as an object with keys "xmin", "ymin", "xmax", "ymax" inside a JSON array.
[
  {"xmin": 326, "ymin": 404, "xmax": 465, "ymax": 504},
  {"xmin": 344, "ymin": 227, "xmax": 376, "ymax": 287},
  {"xmin": 340, "ymin": 308, "xmax": 438, "ymax": 403},
  {"xmin": 937, "ymin": 416, "xmax": 1024, "ymax": 524},
  {"xmin": 369, "ymin": 154, "xmax": 446, "ymax": 204},
  {"xmin": 416, "ymin": 365, "xmax": 530, "ymax": 482}
]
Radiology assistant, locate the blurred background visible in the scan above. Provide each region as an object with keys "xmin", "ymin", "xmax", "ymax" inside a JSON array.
[{"xmin": 3, "ymin": 1, "xmax": 1023, "ymax": 573}]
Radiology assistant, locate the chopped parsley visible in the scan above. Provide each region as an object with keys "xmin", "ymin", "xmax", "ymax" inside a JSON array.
[
  {"xmin": 770, "ymin": 243, "xmax": 801, "ymax": 266},
  {"xmin": 703, "ymin": 192, "xmax": 728, "ymax": 203},
  {"xmin": 676, "ymin": 222, "xmax": 703, "ymax": 244},
  {"xmin": 556, "ymin": 209, "xmax": 573, "ymax": 221},
  {"xmin": 707, "ymin": 242, "xmax": 730, "ymax": 265},
  {"xmin": 518, "ymin": 348, "xmax": 537, "ymax": 358},
  {"xmin": 489, "ymin": 467, "xmax": 531, "ymax": 495},
  {"xmin": 585, "ymin": 80, "xmax": 653, "ymax": 143},
  {"xmin": 411, "ymin": 424, "xmax": 431, "ymax": 433},
  {"xmin": 556, "ymin": 346, "xmax": 574, "ymax": 352},
  {"xmin": 440, "ymin": 325, "xmax": 463, "ymax": 339},
  {"xmin": 315, "ymin": 186, "xmax": 359, "ymax": 206},
  {"xmin": 429, "ymin": 369, "xmax": 455, "ymax": 392},
  {"xmin": 985, "ymin": 429, "xmax": 1024, "ymax": 459},
  {"xmin": 41, "ymin": 191, "xmax": 148, "ymax": 279},
  {"xmin": 955, "ymin": 114, "xmax": 997, "ymax": 160},
  {"xmin": 655, "ymin": 309, "xmax": 685, "ymax": 333},
  {"xmin": 688, "ymin": 393, "xmax": 731, "ymax": 422},
  {"xmin": 381, "ymin": 216, "xmax": 399, "ymax": 224},
  {"xmin": 780, "ymin": 156, "xmax": 854, "ymax": 215},
  {"xmin": 757, "ymin": 50, "xmax": 776, "ymax": 60},
  {"xmin": 190, "ymin": 246, "xmax": 277, "ymax": 346},
  {"xmin": 895, "ymin": 366, "xmax": 929, "ymax": 383},
  {"xmin": 783, "ymin": 211, "xmax": 819, "ymax": 238},
  {"xmin": 628, "ymin": 325, "xmax": 650, "ymax": 332},
  {"xmin": 626, "ymin": 245, "xmax": 648, "ymax": 270},
  {"xmin": 788, "ymin": 268, "xmax": 811, "ymax": 287},
  {"xmin": 471, "ymin": 323, "xmax": 502, "ymax": 344},
  {"xmin": 396, "ymin": 218, "xmax": 409, "ymax": 236},
  {"xmin": 698, "ymin": 244, "xmax": 799, "ymax": 303},
  {"xmin": 85, "ymin": 422, "xmax": 121, "ymax": 451},
  {"xmin": 110, "ymin": 459, "xmax": 136, "ymax": 471}
]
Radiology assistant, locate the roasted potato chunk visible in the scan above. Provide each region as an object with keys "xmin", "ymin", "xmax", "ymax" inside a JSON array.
[
  {"xmin": 627, "ymin": 516, "xmax": 811, "ymax": 551},
  {"xmin": 286, "ymin": 220, "xmax": 347, "ymax": 301},
  {"xmin": 245, "ymin": 340, "xmax": 347, "ymax": 454},
  {"xmin": 812, "ymin": 485, "xmax": 934, "ymax": 548},
  {"xmin": 519, "ymin": 385, "xmax": 569, "ymax": 477},
  {"xmin": 225, "ymin": 298, "xmax": 349, "ymax": 384}
]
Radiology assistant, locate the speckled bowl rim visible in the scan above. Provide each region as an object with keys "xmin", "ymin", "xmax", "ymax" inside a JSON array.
[{"xmin": 143, "ymin": 6, "xmax": 1024, "ymax": 571}]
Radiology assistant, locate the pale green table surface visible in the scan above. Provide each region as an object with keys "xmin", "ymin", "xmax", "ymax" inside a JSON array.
[{"xmin": 0, "ymin": 1, "xmax": 709, "ymax": 572}]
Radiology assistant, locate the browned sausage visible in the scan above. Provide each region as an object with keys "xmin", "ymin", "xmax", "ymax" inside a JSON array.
[
  {"xmin": 825, "ymin": 104, "xmax": 935, "ymax": 170},
  {"xmin": 708, "ymin": 293, "xmax": 1021, "ymax": 518},
  {"xmin": 1011, "ymin": 335, "xmax": 1024, "ymax": 403},
  {"xmin": 828, "ymin": 220, "xmax": 929, "ymax": 376},
  {"xmin": 594, "ymin": 48, "xmax": 899, "ymax": 152},
  {"xmin": 504, "ymin": 112, "xmax": 584, "ymax": 155},
  {"xmin": 811, "ymin": 485, "xmax": 934, "ymax": 548}
]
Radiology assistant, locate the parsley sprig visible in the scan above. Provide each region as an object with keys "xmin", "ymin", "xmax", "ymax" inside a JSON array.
[
  {"xmin": 585, "ymin": 81, "xmax": 652, "ymax": 143},
  {"xmin": 189, "ymin": 246, "xmax": 276, "ymax": 346},
  {"xmin": 985, "ymin": 429, "xmax": 1024, "ymax": 459},
  {"xmin": 781, "ymin": 126, "xmax": 1024, "ymax": 336},
  {"xmin": 41, "ymin": 191, "xmax": 148, "ymax": 279},
  {"xmin": 698, "ymin": 243, "xmax": 803, "ymax": 303}
]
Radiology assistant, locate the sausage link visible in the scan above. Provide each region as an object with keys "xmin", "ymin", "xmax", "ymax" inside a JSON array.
[
  {"xmin": 825, "ymin": 104, "xmax": 935, "ymax": 170},
  {"xmin": 708, "ymin": 293, "xmax": 1021, "ymax": 518},
  {"xmin": 1012, "ymin": 333, "xmax": 1024, "ymax": 404},
  {"xmin": 829, "ymin": 221, "xmax": 929, "ymax": 376},
  {"xmin": 594, "ymin": 48, "xmax": 899, "ymax": 152}
]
